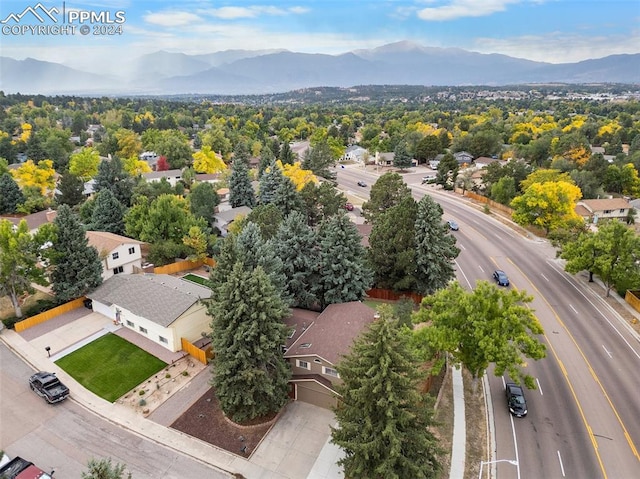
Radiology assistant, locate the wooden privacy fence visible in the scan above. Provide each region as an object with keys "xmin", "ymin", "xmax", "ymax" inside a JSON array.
[
  {"xmin": 625, "ymin": 290, "xmax": 640, "ymax": 317},
  {"xmin": 153, "ymin": 257, "xmax": 216, "ymax": 275},
  {"xmin": 181, "ymin": 337, "xmax": 212, "ymax": 364},
  {"xmin": 463, "ymin": 190, "xmax": 515, "ymax": 216},
  {"xmin": 366, "ymin": 288, "xmax": 423, "ymax": 304},
  {"xmin": 15, "ymin": 296, "xmax": 86, "ymax": 332}
]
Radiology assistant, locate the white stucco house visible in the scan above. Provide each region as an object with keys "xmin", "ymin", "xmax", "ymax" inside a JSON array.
[
  {"xmin": 87, "ymin": 274, "xmax": 212, "ymax": 353},
  {"xmin": 341, "ymin": 145, "xmax": 369, "ymax": 163},
  {"xmin": 86, "ymin": 231, "xmax": 145, "ymax": 280},
  {"xmin": 141, "ymin": 169, "xmax": 183, "ymax": 186}
]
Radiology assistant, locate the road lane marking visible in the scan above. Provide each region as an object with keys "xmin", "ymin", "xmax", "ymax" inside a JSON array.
[
  {"xmin": 569, "ymin": 304, "xmax": 578, "ymax": 314},
  {"xmin": 510, "ymin": 414, "xmax": 522, "ymax": 479},
  {"xmin": 511, "ymin": 258, "xmax": 640, "ymax": 466},
  {"xmin": 454, "ymin": 259, "xmax": 474, "ymax": 289},
  {"xmin": 536, "ymin": 378, "xmax": 543, "ymax": 395},
  {"xmin": 602, "ymin": 345, "xmax": 612, "ymax": 358},
  {"xmin": 541, "ymin": 273, "xmax": 549, "ymax": 282},
  {"xmin": 479, "ymin": 265, "xmax": 485, "ymax": 273},
  {"xmin": 558, "ymin": 450, "xmax": 566, "ymax": 477},
  {"xmin": 458, "ymin": 243, "xmax": 466, "ymax": 251}
]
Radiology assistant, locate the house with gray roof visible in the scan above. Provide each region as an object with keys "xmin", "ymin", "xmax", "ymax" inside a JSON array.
[
  {"xmin": 214, "ymin": 205, "xmax": 252, "ymax": 236},
  {"xmin": 87, "ymin": 274, "xmax": 212, "ymax": 353},
  {"xmin": 283, "ymin": 302, "xmax": 377, "ymax": 409}
]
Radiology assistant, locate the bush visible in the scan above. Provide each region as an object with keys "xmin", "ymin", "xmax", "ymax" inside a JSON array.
[
  {"xmin": 138, "ymin": 389, "xmax": 146, "ymax": 396},
  {"xmin": 1, "ymin": 316, "xmax": 19, "ymax": 330},
  {"xmin": 139, "ymin": 399, "xmax": 147, "ymax": 407},
  {"xmin": 23, "ymin": 298, "xmax": 58, "ymax": 317},
  {"xmin": 182, "ymin": 371, "xmax": 189, "ymax": 377},
  {"xmin": 165, "ymin": 373, "xmax": 171, "ymax": 379}
]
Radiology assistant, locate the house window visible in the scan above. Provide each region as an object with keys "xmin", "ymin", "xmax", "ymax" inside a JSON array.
[
  {"xmin": 620, "ymin": 209, "xmax": 626, "ymax": 214},
  {"xmin": 603, "ymin": 210, "xmax": 612, "ymax": 214},
  {"xmin": 113, "ymin": 266, "xmax": 124, "ymax": 275},
  {"xmin": 128, "ymin": 247, "xmax": 135, "ymax": 254},
  {"xmin": 126, "ymin": 320, "xmax": 134, "ymax": 328},
  {"xmin": 112, "ymin": 252, "xmax": 119, "ymax": 260},
  {"xmin": 323, "ymin": 366, "xmax": 339, "ymax": 378},
  {"xmin": 288, "ymin": 329, "xmax": 296, "ymax": 339},
  {"xmin": 139, "ymin": 326, "xmax": 148, "ymax": 334},
  {"xmin": 314, "ymin": 358, "xmax": 322, "ymax": 364},
  {"xmin": 296, "ymin": 359, "xmax": 311, "ymax": 370},
  {"xmin": 159, "ymin": 336, "xmax": 168, "ymax": 344},
  {"xmin": 300, "ymin": 343, "xmax": 312, "ymax": 349}
]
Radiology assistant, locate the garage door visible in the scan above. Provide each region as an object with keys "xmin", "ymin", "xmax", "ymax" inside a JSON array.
[
  {"xmin": 295, "ymin": 382, "xmax": 337, "ymax": 410},
  {"xmin": 91, "ymin": 300, "xmax": 114, "ymax": 319}
]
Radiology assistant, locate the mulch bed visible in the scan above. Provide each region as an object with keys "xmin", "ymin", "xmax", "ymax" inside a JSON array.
[{"xmin": 170, "ymin": 387, "xmax": 276, "ymax": 458}]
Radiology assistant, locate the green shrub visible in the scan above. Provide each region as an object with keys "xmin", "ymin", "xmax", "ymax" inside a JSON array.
[
  {"xmin": 182, "ymin": 371, "xmax": 189, "ymax": 377},
  {"xmin": 165, "ymin": 373, "xmax": 171, "ymax": 379},
  {"xmin": 139, "ymin": 399, "xmax": 146, "ymax": 406},
  {"xmin": 138, "ymin": 389, "xmax": 146, "ymax": 396},
  {"xmin": 2, "ymin": 316, "xmax": 19, "ymax": 330}
]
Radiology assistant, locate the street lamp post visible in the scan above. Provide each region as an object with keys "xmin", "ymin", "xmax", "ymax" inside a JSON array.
[{"xmin": 478, "ymin": 459, "xmax": 518, "ymax": 479}]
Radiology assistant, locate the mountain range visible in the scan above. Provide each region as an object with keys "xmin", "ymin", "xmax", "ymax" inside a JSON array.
[{"xmin": 1, "ymin": 41, "xmax": 638, "ymax": 96}]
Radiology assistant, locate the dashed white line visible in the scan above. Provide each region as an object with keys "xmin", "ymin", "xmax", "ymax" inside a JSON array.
[
  {"xmin": 602, "ymin": 345, "xmax": 612, "ymax": 358},
  {"xmin": 557, "ymin": 450, "xmax": 566, "ymax": 477},
  {"xmin": 569, "ymin": 304, "xmax": 578, "ymax": 314},
  {"xmin": 540, "ymin": 273, "xmax": 549, "ymax": 282},
  {"xmin": 479, "ymin": 265, "xmax": 485, "ymax": 273},
  {"xmin": 536, "ymin": 378, "xmax": 543, "ymax": 395}
]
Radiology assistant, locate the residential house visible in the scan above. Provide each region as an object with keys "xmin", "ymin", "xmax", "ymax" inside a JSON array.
[
  {"xmin": 341, "ymin": 145, "xmax": 368, "ymax": 163},
  {"xmin": 86, "ymin": 231, "xmax": 144, "ymax": 280},
  {"xmin": 141, "ymin": 169, "xmax": 183, "ymax": 186},
  {"xmin": 283, "ymin": 302, "xmax": 377, "ymax": 409},
  {"xmin": 87, "ymin": 273, "xmax": 212, "ymax": 353},
  {"xmin": 454, "ymin": 151, "xmax": 474, "ymax": 166},
  {"xmin": 375, "ymin": 152, "xmax": 394, "ymax": 166},
  {"xmin": 214, "ymin": 206, "xmax": 252, "ymax": 236},
  {"xmin": 429, "ymin": 155, "xmax": 444, "ymax": 169},
  {"xmin": 0, "ymin": 209, "xmax": 57, "ymax": 234},
  {"xmin": 194, "ymin": 173, "xmax": 221, "ymax": 185},
  {"xmin": 575, "ymin": 198, "xmax": 632, "ymax": 223},
  {"xmin": 474, "ymin": 156, "xmax": 502, "ymax": 168}
]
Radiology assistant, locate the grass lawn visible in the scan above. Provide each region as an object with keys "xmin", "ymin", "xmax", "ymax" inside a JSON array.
[
  {"xmin": 182, "ymin": 273, "xmax": 210, "ymax": 287},
  {"xmin": 55, "ymin": 333, "xmax": 166, "ymax": 402}
]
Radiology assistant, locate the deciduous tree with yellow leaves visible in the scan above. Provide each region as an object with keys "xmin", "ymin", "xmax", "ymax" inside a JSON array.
[
  {"xmin": 69, "ymin": 147, "xmax": 100, "ymax": 181},
  {"xmin": 277, "ymin": 160, "xmax": 317, "ymax": 190},
  {"xmin": 193, "ymin": 145, "xmax": 227, "ymax": 174},
  {"xmin": 10, "ymin": 159, "xmax": 56, "ymax": 195}
]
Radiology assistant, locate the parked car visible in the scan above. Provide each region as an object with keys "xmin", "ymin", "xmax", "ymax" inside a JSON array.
[
  {"xmin": 493, "ymin": 269, "xmax": 510, "ymax": 286},
  {"xmin": 29, "ymin": 371, "xmax": 70, "ymax": 404},
  {"xmin": 505, "ymin": 382, "xmax": 528, "ymax": 417},
  {"xmin": 422, "ymin": 174, "xmax": 437, "ymax": 184},
  {"xmin": 357, "ymin": 180, "xmax": 367, "ymax": 187},
  {"xmin": 447, "ymin": 220, "xmax": 459, "ymax": 231},
  {"xmin": 344, "ymin": 202, "xmax": 354, "ymax": 211}
]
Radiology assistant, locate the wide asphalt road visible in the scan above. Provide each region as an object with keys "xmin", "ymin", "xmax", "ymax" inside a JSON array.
[
  {"xmin": 338, "ymin": 166, "xmax": 640, "ymax": 479},
  {"xmin": 0, "ymin": 342, "xmax": 230, "ymax": 479}
]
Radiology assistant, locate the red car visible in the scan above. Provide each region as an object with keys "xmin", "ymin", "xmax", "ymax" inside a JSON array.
[{"xmin": 344, "ymin": 202, "xmax": 354, "ymax": 211}]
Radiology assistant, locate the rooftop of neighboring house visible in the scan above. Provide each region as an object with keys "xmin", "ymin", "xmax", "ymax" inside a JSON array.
[
  {"xmin": 578, "ymin": 198, "xmax": 631, "ymax": 212},
  {"xmin": 214, "ymin": 206, "xmax": 253, "ymax": 223},
  {"xmin": 88, "ymin": 273, "xmax": 212, "ymax": 327},
  {"xmin": 141, "ymin": 169, "xmax": 183, "ymax": 180},
  {"xmin": 0, "ymin": 209, "xmax": 56, "ymax": 231},
  {"xmin": 86, "ymin": 231, "xmax": 144, "ymax": 256},
  {"xmin": 284, "ymin": 301, "xmax": 376, "ymax": 365}
]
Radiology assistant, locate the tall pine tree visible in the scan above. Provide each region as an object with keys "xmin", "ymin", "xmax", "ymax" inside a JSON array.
[
  {"xmin": 51, "ymin": 204, "xmax": 103, "ymax": 302},
  {"xmin": 209, "ymin": 264, "xmax": 291, "ymax": 423},
  {"xmin": 90, "ymin": 189, "xmax": 126, "ymax": 235},
  {"xmin": 273, "ymin": 211, "xmax": 319, "ymax": 309},
  {"xmin": 331, "ymin": 305, "xmax": 442, "ymax": 479},
  {"xmin": 314, "ymin": 213, "xmax": 372, "ymax": 310},
  {"xmin": 0, "ymin": 173, "xmax": 25, "ymax": 214},
  {"xmin": 229, "ymin": 155, "xmax": 256, "ymax": 208},
  {"xmin": 258, "ymin": 160, "xmax": 285, "ymax": 205},
  {"xmin": 414, "ymin": 195, "xmax": 459, "ymax": 295},
  {"xmin": 272, "ymin": 176, "xmax": 303, "ymax": 216},
  {"xmin": 55, "ymin": 172, "xmax": 85, "ymax": 207}
]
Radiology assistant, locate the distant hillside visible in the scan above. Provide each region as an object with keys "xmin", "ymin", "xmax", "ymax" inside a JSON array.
[{"xmin": 1, "ymin": 41, "xmax": 638, "ymax": 95}]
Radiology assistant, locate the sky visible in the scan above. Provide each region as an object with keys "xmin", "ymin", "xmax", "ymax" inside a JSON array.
[{"xmin": 1, "ymin": 0, "xmax": 639, "ymax": 73}]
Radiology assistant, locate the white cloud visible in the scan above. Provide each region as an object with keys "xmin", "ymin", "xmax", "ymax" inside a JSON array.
[
  {"xmin": 201, "ymin": 5, "xmax": 309, "ymax": 20},
  {"xmin": 417, "ymin": 0, "xmax": 522, "ymax": 21},
  {"xmin": 143, "ymin": 11, "xmax": 202, "ymax": 27},
  {"xmin": 472, "ymin": 31, "xmax": 640, "ymax": 63}
]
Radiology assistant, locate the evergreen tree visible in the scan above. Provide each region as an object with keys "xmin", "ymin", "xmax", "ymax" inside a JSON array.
[
  {"xmin": 94, "ymin": 157, "xmax": 135, "ymax": 207},
  {"xmin": 50, "ymin": 204, "xmax": 103, "ymax": 302},
  {"xmin": 361, "ymin": 172, "xmax": 412, "ymax": 224},
  {"xmin": 90, "ymin": 189, "xmax": 126, "ymax": 235},
  {"xmin": 393, "ymin": 140, "xmax": 413, "ymax": 170},
  {"xmin": 209, "ymin": 264, "xmax": 291, "ymax": 423},
  {"xmin": 189, "ymin": 181, "xmax": 219, "ymax": 229},
  {"xmin": 332, "ymin": 305, "xmax": 441, "ymax": 479},
  {"xmin": 279, "ymin": 141, "xmax": 295, "ymax": 165},
  {"xmin": 301, "ymin": 139, "xmax": 336, "ymax": 181},
  {"xmin": 414, "ymin": 195, "xmax": 459, "ymax": 295},
  {"xmin": 299, "ymin": 181, "xmax": 347, "ymax": 227},
  {"xmin": 436, "ymin": 152, "xmax": 459, "ymax": 190},
  {"xmin": 0, "ymin": 173, "xmax": 25, "ymax": 214},
  {"xmin": 236, "ymin": 222, "xmax": 289, "ymax": 303},
  {"xmin": 55, "ymin": 172, "xmax": 85, "ymax": 207},
  {"xmin": 272, "ymin": 176, "xmax": 303, "ymax": 216},
  {"xmin": 229, "ymin": 155, "xmax": 256, "ymax": 208},
  {"xmin": 258, "ymin": 144, "xmax": 275, "ymax": 177},
  {"xmin": 314, "ymin": 213, "xmax": 373, "ymax": 310},
  {"xmin": 273, "ymin": 211, "xmax": 319, "ymax": 309},
  {"xmin": 258, "ymin": 160, "xmax": 285, "ymax": 205},
  {"xmin": 208, "ymin": 232, "xmax": 238, "ymax": 291},
  {"xmin": 246, "ymin": 204, "xmax": 283, "ymax": 239},
  {"xmin": 368, "ymin": 196, "xmax": 418, "ymax": 292}
]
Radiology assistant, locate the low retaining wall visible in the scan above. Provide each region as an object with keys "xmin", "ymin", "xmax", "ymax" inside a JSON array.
[{"xmin": 625, "ymin": 290, "xmax": 640, "ymax": 316}]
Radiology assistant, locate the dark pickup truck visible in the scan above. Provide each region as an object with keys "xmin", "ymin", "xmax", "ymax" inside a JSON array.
[{"xmin": 29, "ymin": 371, "xmax": 70, "ymax": 404}]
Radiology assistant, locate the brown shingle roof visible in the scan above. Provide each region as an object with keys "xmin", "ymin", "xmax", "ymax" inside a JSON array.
[
  {"xmin": 579, "ymin": 198, "xmax": 630, "ymax": 212},
  {"xmin": 86, "ymin": 231, "xmax": 143, "ymax": 256},
  {"xmin": 283, "ymin": 308, "xmax": 321, "ymax": 349},
  {"xmin": 284, "ymin": 302, "xmax": 376, "ymax": 365}
]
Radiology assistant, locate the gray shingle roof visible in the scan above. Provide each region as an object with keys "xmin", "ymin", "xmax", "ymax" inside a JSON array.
[{"xmin": 88, "ymin": 274, "xmax": 212, "ymax": 327}]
